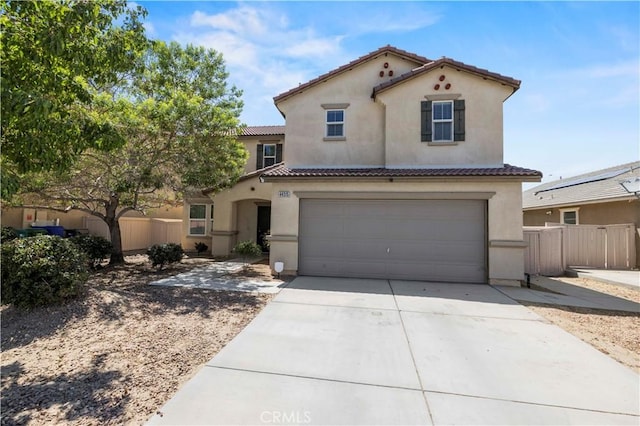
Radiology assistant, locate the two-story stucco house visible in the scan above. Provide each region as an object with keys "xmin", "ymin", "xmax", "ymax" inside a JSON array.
[{"xmin": 194, "ymin": 46, "xmax": 542, "ymax": 286}]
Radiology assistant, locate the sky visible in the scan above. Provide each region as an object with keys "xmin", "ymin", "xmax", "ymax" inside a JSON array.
[{"xmin": 137, "ymin": 1, "xmax": 639, "ymax": 188}]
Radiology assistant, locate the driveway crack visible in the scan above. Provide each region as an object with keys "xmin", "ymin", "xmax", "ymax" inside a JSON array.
[{"xmin": 387, "ymin": 279, "xmax": 435, "ymax": 425}]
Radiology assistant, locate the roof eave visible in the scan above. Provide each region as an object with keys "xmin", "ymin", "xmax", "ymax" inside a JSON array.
[
  {"xmin": 523, "ymin": 195, "xmax": 638, "ymax": 211},
  {"xmin": 261, "ymin": 174, "xmax": 541, "ymax": 183}
]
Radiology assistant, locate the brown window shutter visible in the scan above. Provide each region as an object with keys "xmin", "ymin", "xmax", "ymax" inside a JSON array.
[
  {"xmin": 256, "ymin": 144, "xmax": 264, "ymax": 169},
  {"xmin": 421, "ymin": 101, "xmax": 432, "ymax": 142},
  {"xmin": 276, "ymin": 143, "xmax": 283, "ymax": 163},
  {"xmin": 454, "ymin": 100, "xmax": 465, "ymax": 141}
]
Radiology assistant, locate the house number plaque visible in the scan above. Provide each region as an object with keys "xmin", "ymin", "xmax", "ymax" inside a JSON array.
[{"xmin": 278, "ymin": 190, "xmax": 291, "ymax": 198}]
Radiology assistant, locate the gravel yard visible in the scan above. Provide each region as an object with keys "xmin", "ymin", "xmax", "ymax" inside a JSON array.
[
  {"xmin": 525, "ymin": 276, "xmax": 640, "ymax": 373},
  {"xmin": 1, "ymin": 256, "xmax": 277, "ymax": 425},
  {"xmin": 2, "ymin": 260, "xmax": 638, "ymax": 425}
]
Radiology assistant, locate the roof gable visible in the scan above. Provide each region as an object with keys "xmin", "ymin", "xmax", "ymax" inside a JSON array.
[
  {"xmin": 373, "ymin": 57, "xmax": 521, "ymax": 98},
  {"xmin": 273, "ymin": 45, "xmax": 430, "ymax": 104},
  {"xmin": 523, "ymin": 161, "xmax": 640, "ymax": 209}
]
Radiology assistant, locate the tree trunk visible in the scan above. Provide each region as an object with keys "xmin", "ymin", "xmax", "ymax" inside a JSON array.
[
  {"xmin": 108, "ymin": 219, "xmax": 125, "ymax": 265},
  {"xmin": 105, "ymin": 195, "xmax": 124, "ymax": 265}
]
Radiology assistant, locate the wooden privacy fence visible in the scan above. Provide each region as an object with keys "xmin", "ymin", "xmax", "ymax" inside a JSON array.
[
  {"xmin": 83, "ymin": 217, "xmax": 183, "ymax": 252},
  {"xmin": 524, "ymin": 223, "xmax": 637, "ymax": 276}
]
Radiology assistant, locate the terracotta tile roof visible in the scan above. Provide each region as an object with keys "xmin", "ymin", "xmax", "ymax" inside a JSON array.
[
  {"xmin": 261, "ymin": 164, "xmax": 542, "ymax": 180},
  {"xmin": 240, "ymin": 125, "xmax": 285, "ymax": 137},
  {"xmin": 373, "ymin": 57, "xmax": 521, "ymax": 97},
  {"xmin": 273, "ymin": 45, "xmax": 430, "ymax": 104},
  {"xmin": 523, "ymin": 161, "xmax": 640, "ymax": 210}
]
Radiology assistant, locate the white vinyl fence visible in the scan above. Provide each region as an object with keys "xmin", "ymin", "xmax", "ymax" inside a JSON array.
[
  {"xmin": 524, "ymin": 223, "xmax": 637, "ymax": 276},
  {"xmin": 83, "ymin": 217, "xmax": 183, "ymax": 252}
]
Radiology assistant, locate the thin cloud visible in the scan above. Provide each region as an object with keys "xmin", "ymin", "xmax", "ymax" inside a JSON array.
[{"xmin": 349, "ymin": 10, "xmax": 442, "ymax": 35}]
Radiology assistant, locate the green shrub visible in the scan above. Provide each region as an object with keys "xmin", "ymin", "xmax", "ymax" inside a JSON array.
[
  {"xmin": 1, "ymin": 226, "xmax": 18, "ymax": 243},
  {"xmin": 194, "ymin": 241, "xmax": 208, "ymax": 255},
  {"xmin": 147, "ymin": 243, "xmax": 184, "ymax": 269},
  {"xmin": 1, "ymin": 235, "xmax": 88, "ymax": 308},
  {"xmin": 233, "ymin": 240, "xmax": 262, "ymax": 265},
  {"xmin": 70, "ymin": 234, "xmax": 113, "ymax": 268}
]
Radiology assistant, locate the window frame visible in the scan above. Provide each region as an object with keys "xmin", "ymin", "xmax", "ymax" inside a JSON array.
[
  {"xmin": 560, "ymin": 208, "xmax": 580, "ymax": 225},
  {"xmin": 263, "ymin": 144, "xmax": 277, "ymax": 167},
  {"xmin": 188, "ymin": 203, "xmax": 214, "ymax": 236},
  {"xmin": 432, "ymin": 100, "xmax": 454, "ymax": 142},
  {"xmin": 325, "ymin": 109, "xmax": 345, "ymax": 138}
]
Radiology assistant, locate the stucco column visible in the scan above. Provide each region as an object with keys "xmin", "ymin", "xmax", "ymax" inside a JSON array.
[
  {"xmin": 268, "ymin": 186, "xmax": 299, "ymax": 275},
  {"xmin": 211, "ymin": 201, "xmax": 238, "ymax": 256}
]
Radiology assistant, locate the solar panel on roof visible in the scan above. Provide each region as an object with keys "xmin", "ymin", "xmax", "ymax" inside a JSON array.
[{"xmin": 536, "ymin": 168, "xmax": 629, "ymax": 193}]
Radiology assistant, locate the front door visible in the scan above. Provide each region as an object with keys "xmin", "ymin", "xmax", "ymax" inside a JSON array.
[{"xmin": 257, "ymin": 205, "xmax": 271, "ymax": 252}]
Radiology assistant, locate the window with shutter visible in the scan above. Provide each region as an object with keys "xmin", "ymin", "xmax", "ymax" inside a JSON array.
[
  {"xmin": 422, "ymin": 99, "xmax": 465, "ymax": 143},
  {"xmin": 263, "ymin": 144, "xmax": 277, "ymax": 167}
]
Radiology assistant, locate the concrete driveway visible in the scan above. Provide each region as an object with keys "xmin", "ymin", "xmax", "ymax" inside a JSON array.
[{"xmin": 148, "ymin": 277, "xmax": 639, "ymax": 425}]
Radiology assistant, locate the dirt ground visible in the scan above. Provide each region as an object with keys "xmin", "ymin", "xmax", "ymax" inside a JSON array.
[
  {"xmin": 0, "ymin": 256, "xmax": 278, "ymax": 426},
  {"xmin": 525, "ymin": 276, "xmax": 640, "ymax": 373},
  {"xmin": 2, "ymin": 259, "xmax": 638, "ymax": 425}
]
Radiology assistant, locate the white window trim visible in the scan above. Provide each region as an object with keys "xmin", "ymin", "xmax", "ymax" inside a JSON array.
[
  {"xmin": 188, "ymin": 203, "xmax": 214, "ymax": 236},
  {"xmin": 325, "ymin": 109, "xmax": 345, "ymax": 139},
  {"xmin": 559, "ymin": 207, "xmax": 580, "ymax": 225},
  {"xmin": 432, "ymin": 100, "xmax": 454, "ymax": 142},
  {"xmin": 263, "ymin": 144, "xmax": 277, "ymax": 167}
]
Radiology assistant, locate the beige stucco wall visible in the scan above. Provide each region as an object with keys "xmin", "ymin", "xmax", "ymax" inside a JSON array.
[
  {"xmin": 277, "ymin": 57, "xmax": 513, "ymax": 169},
  {"xmin": 376, "ymin": 67, "xmax": 513, "ymax": 167},
  {"xmin": 193, "ymin": 177, "xmax": 272, "ymax": 256},
  {"xmin": 276, "ymin": 55, "xmax": 422, "ymax": 168},
  {"xmin": 269, "ymin": 179, "xmax": 525, "ymax": 285}
]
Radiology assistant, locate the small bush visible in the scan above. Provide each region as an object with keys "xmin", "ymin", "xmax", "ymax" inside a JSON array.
[
  {"xmin": 233, "ymin": 240, "xmax": 262, "ymax": 265},
  {"xmin": 70, "ymin": 234, "xmax": 113, "ymax": 268},
  {"xmin": 147, "ymin": 243, "xmax": 184, "ymax": 269},
  {"xmin": 1, "ymin": 235, "xmax": 88, "ymax": 308},
  {"xmin": 1, "ymin": 226, "xmax": 18, "ymax": 243},
  {"xmin": 194, "ymin": 241, "xmax": 208, "ymax": 255}
]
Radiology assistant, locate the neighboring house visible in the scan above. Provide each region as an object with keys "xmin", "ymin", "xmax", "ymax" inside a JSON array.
[
  {"xmin": 183, "ymin": 125, "xmax": 285, "ymax": 254},
  {"xmin": 255, "ymin": 45, "xmax": 540, "ymax": 285},
  {"xmin": 523, "ymin": 161, "xmax": 640, "ymax": 265}
]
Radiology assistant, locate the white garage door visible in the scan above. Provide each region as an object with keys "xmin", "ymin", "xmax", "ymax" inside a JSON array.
[{"xmin": 299, "ymin": 199, "xmax": 487, "ymax": 283}]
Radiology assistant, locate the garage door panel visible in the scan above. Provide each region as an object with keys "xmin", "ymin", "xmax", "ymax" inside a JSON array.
[
  {"xmin": 343, "ymin": 218, "xmax": 388, "ymax": 239},
  {"xmin": 301, "ymin": 218, "xmax": 345, "ymax": 238},
  {"xmin": 299, "ymin": 199, "xmax": 486, "ymax": 283}
]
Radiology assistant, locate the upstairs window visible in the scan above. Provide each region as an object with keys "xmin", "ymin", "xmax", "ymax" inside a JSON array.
[
  {"xmin": 432, "ymin": 101, "xmax": 453, "ymax": 142},
  {"xmin": 326, "ymin": 109, "xmax": 345, "ymax": 138},
  {"xmin": 263, "ymin": 144, "xmax": 277, "ymax": 167},
  {"xmin": 421, "ymin": 99, "xmax": 465, "ymax": 143},
  {"xmin": 256, "ymin": 143, "xmax": 283, "ymax": 169}
]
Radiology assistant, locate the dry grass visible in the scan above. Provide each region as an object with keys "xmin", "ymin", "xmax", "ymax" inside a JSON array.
[
  {"xmin": 1, "ymin": 256, "xmax": 274, "ymax": 425},
  {"xmin": 525, "ymin": 276, "xmax": 640, "ymax": 373}
]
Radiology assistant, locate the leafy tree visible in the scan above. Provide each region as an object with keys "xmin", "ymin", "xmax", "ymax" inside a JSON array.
[
  {"xmin": 16, "ymin": 41, "xmax": 248, "ymax": 264},
  {"xmin": 0, "ymin": 0, "xmax": 148, "ymax": 195}
]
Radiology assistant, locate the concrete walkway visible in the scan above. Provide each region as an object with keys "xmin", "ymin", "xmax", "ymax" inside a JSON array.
[
  {"xmin": 148, "ymin": 278, "xmax": 639, "ymax": 425},
  {"xmin": 497, "ymin": 276, "xmax": 640, "ymax": 312},
  {"xmin": 149, "ymin": 258, "xmax": 285, "ymax": 294},
  {"xmin": 567, "ymin": 268, "xmax": 640, "ymax": 289}
]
